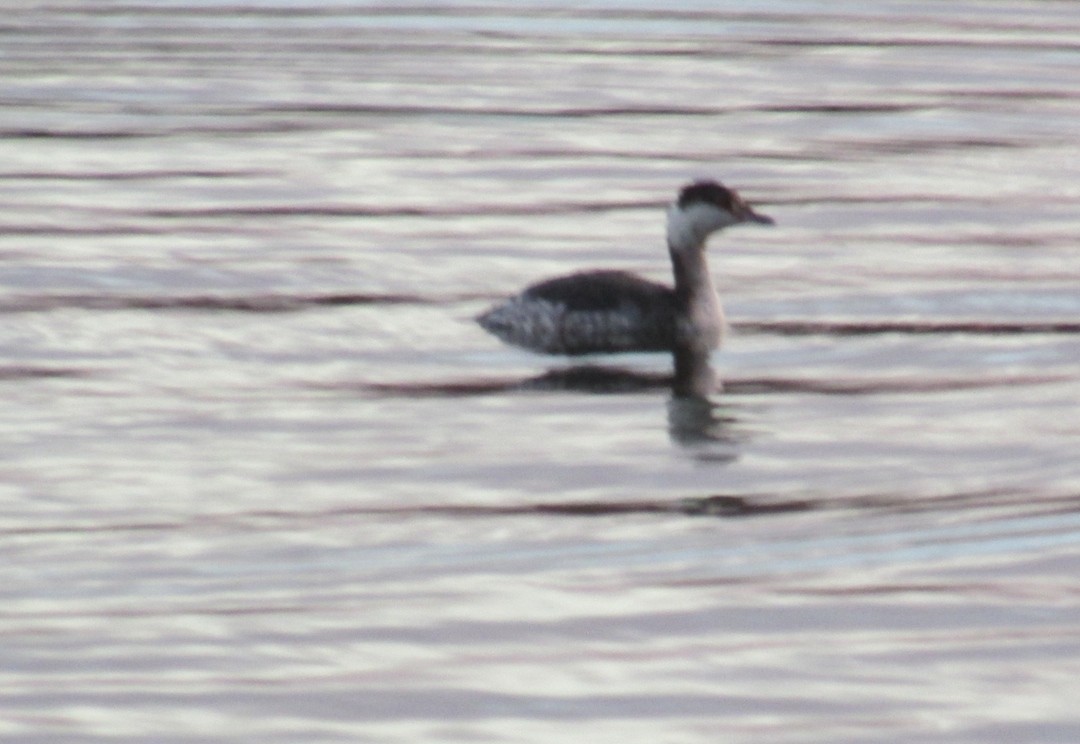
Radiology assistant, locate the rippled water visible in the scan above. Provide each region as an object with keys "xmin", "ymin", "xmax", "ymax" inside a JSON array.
[{"xmin": 3, "ymin": 1, "xmax": 1080, "ymax": 742}]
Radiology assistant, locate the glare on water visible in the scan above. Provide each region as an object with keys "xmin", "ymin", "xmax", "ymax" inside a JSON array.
[{"xmin": 1, "ymin": 2, "xmax": 1079, "ymax": 742}]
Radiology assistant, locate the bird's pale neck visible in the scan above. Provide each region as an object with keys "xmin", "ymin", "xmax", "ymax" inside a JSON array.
[
  {"xmin": 666, "ymin": 204, "xmax": 722, "ymax": 303},
  {"xmin": 668, "ymin": 240, "xmax": 715, "ymax": 302},
  {"xmin": 666, "ymin": 204, "xmax": 726, "ymax": 350}
]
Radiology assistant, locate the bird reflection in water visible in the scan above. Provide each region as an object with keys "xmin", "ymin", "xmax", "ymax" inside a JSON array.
[
  {"xmin": 517, "ymin": 345, "xmax": 738, "ymax": 453},
  {"xmin": 360, "ymin": 347, "xmax": 740, "ymax": 453},
  {"xmin": 667, "ymin": 346, "xmax": 738, "ymax": 453}
]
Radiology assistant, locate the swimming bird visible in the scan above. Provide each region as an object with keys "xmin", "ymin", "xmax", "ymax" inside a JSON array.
[{"xmin": 477, "ymin": 180, "xmax": 774, "ymax": 355}]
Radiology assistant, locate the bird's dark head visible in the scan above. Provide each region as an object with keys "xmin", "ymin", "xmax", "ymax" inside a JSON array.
[
  {"xmin": 676, "ymin": 180, "xmax": 774, "ymax": 226},
  {"xmin": 667, "ymin": 179, "xmax": 774, "ymax": 252}
]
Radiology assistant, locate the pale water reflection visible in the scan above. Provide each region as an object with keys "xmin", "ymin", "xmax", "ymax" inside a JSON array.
[{"xmin": 2, "ymin": 1, "xmax": 1080, "ymax": 743}]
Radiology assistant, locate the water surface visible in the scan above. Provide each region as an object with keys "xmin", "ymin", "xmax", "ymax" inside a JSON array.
[{"xmin": 2, "ymin": 2, "xmax": 1079, "ymax": 742}]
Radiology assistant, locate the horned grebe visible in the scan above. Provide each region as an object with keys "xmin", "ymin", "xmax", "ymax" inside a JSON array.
[{"xmin": 477, "ymin": 180, "xmax": 773, "ymax": 355}]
